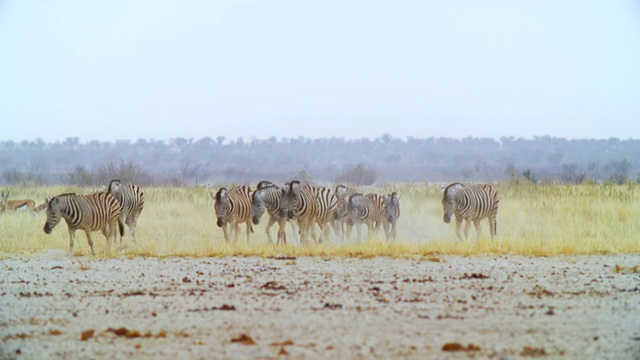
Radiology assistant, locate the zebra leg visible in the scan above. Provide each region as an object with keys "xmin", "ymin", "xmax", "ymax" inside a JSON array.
[
  {"xmin": 84, "ymin": 230, "xmax": 96, "ymax": 256},
  {"xmin": 232, "ymin": 223, "xmax": 241, "ymax": 242},
  {"xmin": 276, "ymin": 218, "xmax": 287, "ymax": 245},
  {"xmin": 244, "ymin": 221, "xmax": 251, "ymax": 242},
  {"xmin": 489, "ymin": 217, "xmax": 497, "ymax": 240},
  {"xmin": 391, "ymin": 222, "xmax": 397, "ymax": 241},
  {"xmin": 265, "ymin": 216, "xmax": 276, "ymax": 243},
  {"xmin": 345, "ymin": 221, "xmax": 353, "ymax": 242},
  {"xmin": 383, "ymin": 221, "xmax": 391, "ymax": 242},
  {"xmin": 299, "ymin": 219, "xmax": 311, "ymax": 245},
  {"xmin": 67, "ymin": 229, "xmax": 77, "ymax": 257},
  {"xmin": 329, "ymin": 220, "xmax": 342, "ymax": 243},
  {"xmin": 101, "ymin": 225, "xmax": 112, "ymax": 253},
  {"xmin": 366, "ymin": 221, "xmax": 375, "ymax": 240},
  {"xmin": 463, "ymin": 219, "xmax": 472, "ymax": 240},
  {"xmin": 455, "ymin": 215, "xmax": 463, "ymax": 241},
  {"xmin": 128, "ymin": 214, "xmax": 139, "ymax": 242},
  {"xmin": 473, "ymin": 220, "xmax": 482, "ymax": 241},
  {"xmin": 221, "ymin": 223, "xmax": 230, "ymax": 242}
]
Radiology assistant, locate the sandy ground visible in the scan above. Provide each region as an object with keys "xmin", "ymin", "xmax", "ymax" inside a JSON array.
[{"xmin": 1, "ymin": 253, "xmax": 639, "ymax": 360}]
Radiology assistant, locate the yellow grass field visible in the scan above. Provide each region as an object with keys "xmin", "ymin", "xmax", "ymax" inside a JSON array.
[{"xmin": 1, "ymin": 182, "xmax": 639, "ymax": 258}]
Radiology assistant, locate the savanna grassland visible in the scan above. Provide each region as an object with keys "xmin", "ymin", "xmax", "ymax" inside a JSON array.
[
  {"xmin": 1, "ymin": 183, "xmax": 640, "ymax": 359},
  {"xmin": 1, "ymin": 182, "xmax": 639, "ymax": 257}
]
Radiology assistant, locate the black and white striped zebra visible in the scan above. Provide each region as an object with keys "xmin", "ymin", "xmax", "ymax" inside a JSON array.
[
  {"xmin": 345, "ymin": 193, "xmax": 386, "ymax": 242},
  {"xmin": 43, "ymin": 192, "xmax": 124, "ymax": 256},
  {"xmin": 382, "ymin": 192, "xmax": 400, "ymax": 241},
  {"xmin": 334, "ymin": 184, "xmax": 358, "ymax": 241},
  {"xmin": 442, "ymin": 182, "xmax": 499, "ymax": 241},
  {"xmin": 280, "ymin": 181, "xmax": 338, "ymax": 244},
  {"xmin": 212, "ymin": 185, "xmax": 253, "ymax": 242},
  {"xmin": 107, "ymin": 179, "xmax": 145, "ymax": 242},
  {"xmin": 251, "ymin": 181, "xmax": 289, "ymax": 244}
]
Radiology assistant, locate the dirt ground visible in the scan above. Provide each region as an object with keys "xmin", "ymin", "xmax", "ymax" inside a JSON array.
[{"xmin": 1, "ymin": 253, "xmax": 639, "ymax": 359}]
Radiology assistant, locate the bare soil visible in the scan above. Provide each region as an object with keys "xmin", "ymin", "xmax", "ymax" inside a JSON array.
[{"xmin": 1, "ymin": 253, "xmax": 639, "ymax": 359}]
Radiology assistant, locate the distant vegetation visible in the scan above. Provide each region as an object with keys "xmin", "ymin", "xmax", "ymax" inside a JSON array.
[{"xmin": 1, "ymin": 135, "xmax": 638, "ymax": 186}]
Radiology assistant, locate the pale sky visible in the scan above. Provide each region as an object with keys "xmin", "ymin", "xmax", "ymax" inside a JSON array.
[{"xmin": 1, "ymin": 1, "xmax": 639, "ymax": 142}]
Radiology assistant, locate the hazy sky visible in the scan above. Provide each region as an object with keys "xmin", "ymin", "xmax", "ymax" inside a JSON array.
[{"xmin": 1, "ymin": 1, "xmax": 639, "ymax": 142}]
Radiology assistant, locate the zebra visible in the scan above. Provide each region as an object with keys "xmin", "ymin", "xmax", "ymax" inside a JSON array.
[
  {"xmin": 334, "ymin": 184, "xmax": 358, "ymax": 240},
  {"xmin": 43, "ymin": 192, "xmax": 124, "ymax": 256},
  {"xmin": 382, "ymin": 192, "xmax": 400, "ymax": 241},
  {"xmin": 251, "ymin": 181, "xmax": 289, "ymax": 244},
  {"xmin": 107, "ymin": 179, "xmax": 145, "ymax": 242},
  {"xmin": 212, "ymin": 185, "xmax": 253, "ymax": 242},
  {"xmin": 280, "ymin": 181, "xmax": 338, "ymax": 244},
  {"xmin": 345, "ymin": 192, "xmax": 386, "ymax": 242},
  {"xmin": 441, "ymin": 182, "xmax": 499, "ymax": 241},
  {"xmin": 1, "ymin": 191, "xmax": 36, "ymax": 214}
]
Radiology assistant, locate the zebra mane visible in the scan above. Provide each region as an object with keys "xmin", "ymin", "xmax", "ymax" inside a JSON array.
[
  {"xmin": 256, "ymin": 180, "xmax": 276, "ymax": 190},
  {"xmin": 443, "ymin": 182, "xmax": 464, "ymax": 196},
  {"xmin": 215, "ymin": 187, "xmax": 227, "ymax": 202},
  {"xmin": 285, "ymin": 180, "xmax": 300, "ymax": 192}
]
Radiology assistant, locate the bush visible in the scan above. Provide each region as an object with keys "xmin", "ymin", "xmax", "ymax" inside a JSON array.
[
  {"xmin": 64, "ymin": 161, "xmax": 151, "ymax": 187},
  {"xmin": 334, "ymin": 163, "xmax": 377, "ymax": 186}
]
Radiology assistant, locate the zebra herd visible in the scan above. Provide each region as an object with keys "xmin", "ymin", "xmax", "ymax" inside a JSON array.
[
  {"xmin": 210, "ymin": 180, "xmax": 498, "ymax": 246},
  {"xmin": 211, "ymin": 180, "xmax": 402, "ymax": 245},
  {"xmin": 2, "ymin": 180, "xmax": 499, "ymax": 256}
]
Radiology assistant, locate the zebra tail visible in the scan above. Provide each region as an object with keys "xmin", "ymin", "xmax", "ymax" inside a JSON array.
[{"xmin": 118, "ymin": 220, "xmax": 125, "ymax": 237}]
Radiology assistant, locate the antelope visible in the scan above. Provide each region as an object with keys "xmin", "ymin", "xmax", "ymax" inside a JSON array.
[{"xmin": 1, "ymin": 191, "xmax": 36, "ymax": 214}]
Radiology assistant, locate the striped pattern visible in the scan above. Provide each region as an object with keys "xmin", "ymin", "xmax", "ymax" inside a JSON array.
[
  {"xmin": 345, "ymin": 193, "xmax": 386, "ymax": 241},
  {"xmin": 251, "ymin": 182, "xmax": 288, "ymax": 244},
  {"xmin": 107, "ymin": 180, "xmax": 145, "ymax": 241},
  {"xmin": 442, "ymin": 182, "xmax": 499, "ymax": 241},
  {"xmin": 281, "ymin": 181, "xmax": 338, "ymax": 244},
  {"xmin": 212, "ymin": 185, "xmax": 253, "ymax": 242},
  {"xmin": 43, "ymin": 192, "xmax": 124, "ymax": 256},
  {"xmin": 382, "ymin": 192, "xmax": 400, "ymax": 241}
]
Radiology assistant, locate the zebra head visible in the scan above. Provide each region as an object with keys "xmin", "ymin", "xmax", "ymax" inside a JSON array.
[
  {"xmin": 213, "ymin": 188, "xmax": 228, "ymax": 227},
  {"xmin": 442, "ymin": 182, "xmax": 464, "ymax": 223},
  {"xmin": 334, "ymin": 185, "xmax": 352, "ymax": 220},
  {"xmin": 280, "ymin": 180, "xmax": 301, "ymax": 219},
  {"xmin": 43, "ymin": 196, "xmax": 64, "ymax": 234},
  {"xmin": 251, "ymin": 188, "xmax": 268, "ymax": 225},
  {"xmin": 384, "ymin": 192, "xmax": 400, "ymax": 222}
]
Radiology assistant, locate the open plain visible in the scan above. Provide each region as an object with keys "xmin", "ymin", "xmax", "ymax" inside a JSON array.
[
  {"xmin": 1, "ymin": 253, "xmax": 639, "ymax": 359},
  {"xmin": 1, "ymin": 183, "xmax": 640, "ymax": 359}
]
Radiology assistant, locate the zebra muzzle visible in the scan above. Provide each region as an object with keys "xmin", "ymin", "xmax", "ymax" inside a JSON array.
[
  {"xmin": 252, "ymin": 216, "xmax": 260, "ymax": 225},
  {"xmin": 43, "ymin": 225, "xmax": 52, "ymax": 234},
  {"xmin": 443, "ymin": 213, "xmax": 451, "ymax": 223},
  {"xmin": 216, "ymin": 218, "xmax": 224, "ymax": 227}
]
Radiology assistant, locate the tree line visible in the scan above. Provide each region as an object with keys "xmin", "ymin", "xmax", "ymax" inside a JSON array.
[{"xmin": 1, "ymin": 135, "xmax": 638, "ymax": 186}]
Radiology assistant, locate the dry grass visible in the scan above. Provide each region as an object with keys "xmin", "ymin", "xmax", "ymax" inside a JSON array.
[{"xmin": 1, "ymin": 182, "xmax": 639, "ymax": 258}]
